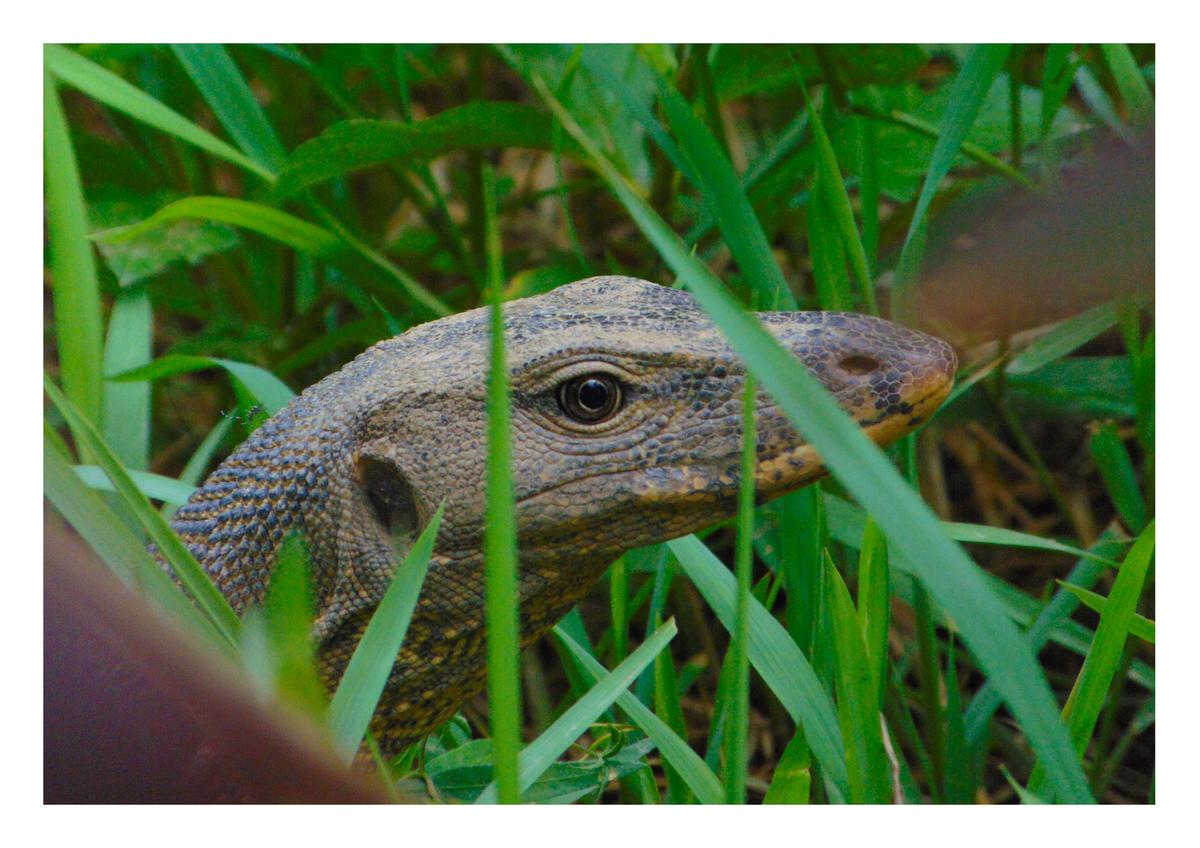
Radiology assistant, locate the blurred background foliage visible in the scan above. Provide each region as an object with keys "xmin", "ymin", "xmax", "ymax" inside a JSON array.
[{"xmin": 44, "ymin": 43, "xmax": 1153, "ymax": 803}]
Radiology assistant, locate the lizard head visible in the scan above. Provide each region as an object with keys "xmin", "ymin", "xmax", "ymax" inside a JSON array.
[{"xmin": 346, "ymin": 276, "xmax": 956, "ymax": 595}]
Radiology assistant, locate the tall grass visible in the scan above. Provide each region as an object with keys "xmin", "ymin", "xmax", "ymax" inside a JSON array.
[{"xmin": 44, "ymin": 43, "xmax": 1154, "ymax": 804}]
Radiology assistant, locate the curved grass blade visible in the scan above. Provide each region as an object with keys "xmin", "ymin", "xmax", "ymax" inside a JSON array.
[
  {"xmin": 1006, "ymin": 302, "xmax": 1122, "ymax": 375},
  {"xmin": 1089, "ymin": 422, "xmax": 1147, "ymax": 533},
  {"xmin": 101, "ymin": 288, "xmax": 152, "ymax": 470},
  {"xmin": 45, "ymin": 375, "xmax": 240, "ymax": 648},
  {"xmin": 43, "ymin": 45, "xmax": 273, "ymax": 181},
  {"xmin": 172, "ymin": 44, "xmax": 287, "ymax": 171},
  {"xmin": 539, "ymin": 71, "xmax": 1093, "ymax": 802},
  {"xmin": 94, "ymin": 197, "xmax": 342, "ymax": 259},
  {"xmin": 45, "ymin": 438, "xmax": 228, "ymax": 652},
  {"xmin": 553, "ymin": 626, "xmax": 724, "ymax": 805},
  {"xmin": 1100, "ymin": 45, "xmax": 1153, "ymax": 128},
  {"xmin": 45, "ymin": 72, "xmax": 104, "ymax": 427},
  {"xmin": 476, "ymin": 619, "xmax": 678, "ymax": 803},
  {"xmin": 668, "ymin": 535, "xmax": 849, "ymax": 802},
  {"xmin": 327, "ymin": 503, "xmax": 445, "ymax": 762},
  {"xmin": 110, "ymin": 354, "xmax": 295, "ymax": 416},
  {"xmin": 74, "ymin": 464, "xmax": 196, "ymax": 506},
  {"xmin": 274, "ymin": 102, "xmax": 558, "ymax": 198}
]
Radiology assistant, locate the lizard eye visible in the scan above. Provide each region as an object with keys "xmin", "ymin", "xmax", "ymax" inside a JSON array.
[{"xmin": 558, "ymin": 374, "xmax": 622, "ymax": 423}]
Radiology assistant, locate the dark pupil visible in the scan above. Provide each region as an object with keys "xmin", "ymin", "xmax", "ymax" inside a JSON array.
[{"xmin": 577, "ymin": 378, "xmax": 609, "ymax": 411}]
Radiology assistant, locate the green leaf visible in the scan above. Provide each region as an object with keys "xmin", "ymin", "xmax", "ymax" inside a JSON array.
[
  {"xmin": 73, "ymin": 464, "xmax": 195, "ymax": 506},
  {"xmin": 43, "ymin": 45, "xmax": 273, "ymax": 181},
  {"xmin": 476, "ymin": 619, "xmax": 678, "ymax": 803},
  {"xmin": 95, "ymin": 196, "xmax": 341, "ymax": 259},
  {"xmin": 1100, "ymin": 45, "xmax": 1153, "ymax": 128},
  {"xmin": 172, "ymin": 44, "xmax": 287, "ymax": 171},
  {"xmin": 1089, "ymin": 422, "xmax": 1148, "ymax": 533},
  {"xmin": 274, "ymin": 102, "xmax": 558, "ymax": 198},
  {"xmin": 668, "ymin": 535, "xmax": 849, "ymax": 802},
  {"xmin": 327, "ymin": 503, "xmax": 444, "ymax": 762},
  {"xmin": 45, "ymin": 375, "xmax": 240, "ymax": 647},
  {"xmin": 1029, "ymin": 522, "xmax": 1155, "ymax": 798},
  {"xmin": 1058, "ymin": 582, "xmax": 1154, "ymax": 644},
  {"xmin": 45, "ymin": 438, "xmax": 227, "ymax": 651},
  {"xmin": 857, "ymin": 516, "xmax": 890, "ymax": 705},
  {"xmin": 1006, "ymin": 302, "xmax": 1122, "ymax": 375},
  {"xmin": 711, "ymin": 45, "xmax": 928, "ymax": 102},
  {"xmin": 763, "ymin": 729, "xmax": 812, "ymax": 804},
  {"xmin": 553, "ymin": 626, "xmax": 724, "ymax": 805},
  {"xmin": 101, "ymin": 287, "xmax": 152, "ymax": 469},
  {"xmin": 655, "ymin": 78, "xmax": 796, "ymax": 310},
  {"xmin": 45, "ymin": 72, "xmax": 104, "ymax": 428},
  {"xmin": 111, "ymin": 354, "xmax": 295, "ymax": 417}
]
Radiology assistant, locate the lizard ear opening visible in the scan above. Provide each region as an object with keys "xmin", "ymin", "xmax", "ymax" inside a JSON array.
[{"xmin": 357, "ymin": 454, "xmax": 419, "ymax": 544}]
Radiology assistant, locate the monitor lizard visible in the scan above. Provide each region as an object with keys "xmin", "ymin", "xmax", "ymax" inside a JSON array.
[{"xmin": 168, "ymin": 276, "xmax": 956, "ymax": 754}]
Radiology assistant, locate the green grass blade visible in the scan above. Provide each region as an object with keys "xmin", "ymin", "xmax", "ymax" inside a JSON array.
[
  {"xmin": 1029, "ymin": 521, "xmax": 1154, "ymax": 797},
  {"xmin": 1058, "ymin": 582, "xmax": 1154, "ymax": 644},
  {"xmin": 656, "ymin": 78, "xmax": 796, "ymax": 310},
  {"xmin": 857, "ymin": 516, "xmax": 890, "ymax": 705},
  {"xmin": 669, "ymin": 535, "xmax": 849, "ymax": 802},
  {"xmin": 327, "ymin": 503, "xmax": 444, "ymax": 761},
  {"xmin": 1006, "ymin": 302, "xmax": 1121, "ymax": 375},
  {"xmin": 894, "ymin": 44, "xmax": 1010, "ymax": 320},
  {"xmin": 274, "ymin": 102, "xmax": 558, "ymax": 198},
  {"xmin": 476, "ymin": 619, "xmax": 678, "ymax": 803},
  {"xmin": 799, "ymin": 84, "xmax": 877, "ymax": 314},
  {"xmin": 481, "ymin": 163, "xmax": 521, "ymax": 803},
  {"xmin": 553, "ymin": 626, "xmax": 724, "ymax": 805},
  {"xmin": 725, "ymin": 371, "xmax": 756, "ymax": 804},
  {"xmin": 172, "ymin": 44, "xmax": 287, "ymax": 171},
  {"xmin": 825, "ymin": 555, "xmax": 890, "ymax": 803},
  {"xmin": 1089, "ymin": 422, "xmax": 1148, "ymax": 533},
  {"xmin": 111, "ymin": 354, "xmax": 295, "ymax": 416},
  {"xmin": 94, "ymin": 197, "xmax": 342, "ymax": 258},
  {"xmin": 551, "ymin": 68, "xmax": 1093, "ymax": 803},
  {"xmin": 45, "ymin": 72, "xmax": 104, "ymax": 427},
  {"xmin": 763, "ymin": 728, "xmax": 812, "ymax": 804},
  {"xmin": 45, "ymin": 438, "xmax": 228, "ymax": 652},
  {"xmin": 1100, "ymin": 45, "xmax": 1153, "ymax": 128},
  {"xmin": 806, "ymin": 173, "xmax": 856, "ymax": 312},
  {"xmin": 101, "ymin": 287, "xmax": 152, "ymax": 470},
  {"xmin": 45, "ymin": 375, "xmax": 241, "ymax": 647},
  {"xmin": 44, "ymin": 45, "xmax": 273, "ymax": 181},
  {"xmin": 73, "ymin": 464, "xmax": 196, "ymax": 506}
]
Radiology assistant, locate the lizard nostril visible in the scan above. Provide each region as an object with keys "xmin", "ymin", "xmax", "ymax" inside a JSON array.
[{"xmin": 838, "ymin": 354, "xmax": 880, "ymax": 376}]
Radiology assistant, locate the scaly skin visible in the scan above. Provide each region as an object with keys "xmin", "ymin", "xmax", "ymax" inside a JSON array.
[{"xmin": 169, "ymin": 276, "xmax": 956, "ymax": 753}]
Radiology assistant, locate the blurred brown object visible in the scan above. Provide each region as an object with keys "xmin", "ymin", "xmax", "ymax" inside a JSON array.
[
  {"xmin": 44, "ymin": 504, "xmax": 390, "ymax": 804},
  {"xmin": 915, "ymin": 132, "xmax": 1154, "ymax": 343}
]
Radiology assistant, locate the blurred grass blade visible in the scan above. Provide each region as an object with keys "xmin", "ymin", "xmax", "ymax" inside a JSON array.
[
  {"xmin": 1029, "ymin": 521, "xmax": 1154, "ymax": 797},
  {"xmin": 1058, "ymin": 581, "xmax": 1154, "ymax": 644},
  {"xmin": 172, "ymin": 44, "xmax": 287, "ymax": 171},
  {"xmin": 45, "ymin": 375, "xmax": 241, "ymax": 648},
  {"xmin": 328, "ymin": 503, "xmax": 445, "ymax": 762},
  {"xmin": 482, "ymin": 164, "xmax": 521, "ymax": 804},
  {"xmin": 44, "ymin": 45, "xmax": 273, "ymax": 181},
  {"xmin": 542, "ymin": 69, "xmax": 1091, "ymax": 801},
  {"xmin": 553, "ymin": 626, "xmax": 724, "ymax": 805},
  {"xmin": 895, "ymin": 45, "xmax": 1009, "ymax": 319},
  {"xmin": 274, "ymin": 102, "xmax": 559, "ymax": 198},
  {"xmin": 476, "ymin": 619, "xmax": 677, "ymax": 804},
  {"xmin": 669, "ymin": 535, "xmax": 849, "ymax": 802},
  {"xmin": 101, "ymin": 288, "xmax": 152, "ymax": 469},
  {"xmin": 111, "ymin": 354, "xmax": 295, "ymax": 416},
  {"xmin": 806, "ymin": 173, "xmax": 855, "ymax": 312},
  {"xmin": 655, "ymin": 78, "xmax": 796, "ymax": 310},
  {"xmin": 95, "ymin": 197, "xmax": 342, "ymax": 259},
  {"xmin": 1089, "ymin": 422, "xmax": 1147, "ymax": 532},
  {"xmin": 1100, "ymin": 45, "xmax": 1153, "ymax": 128},
  {"xmin": 46, "ymin": 438, "xmax": 229, "ymax": 652},
  {"xmin": 45, "ymin": 72, "xmax": 104, "ymax": 427},
  {"xmin": 1006, "ymin": 302, "xmax": 1121, "ymax": 375},
  {"xmin": 825, "ymin": 555, "xmax": 890, "ymax": 803},
  {"xmin": 74, "ymin": 464, "xmax": 196, "ymax": 506},
  {"xmin": 857, "ymin": 516, "xmax": 890, "ymax": 705}
]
